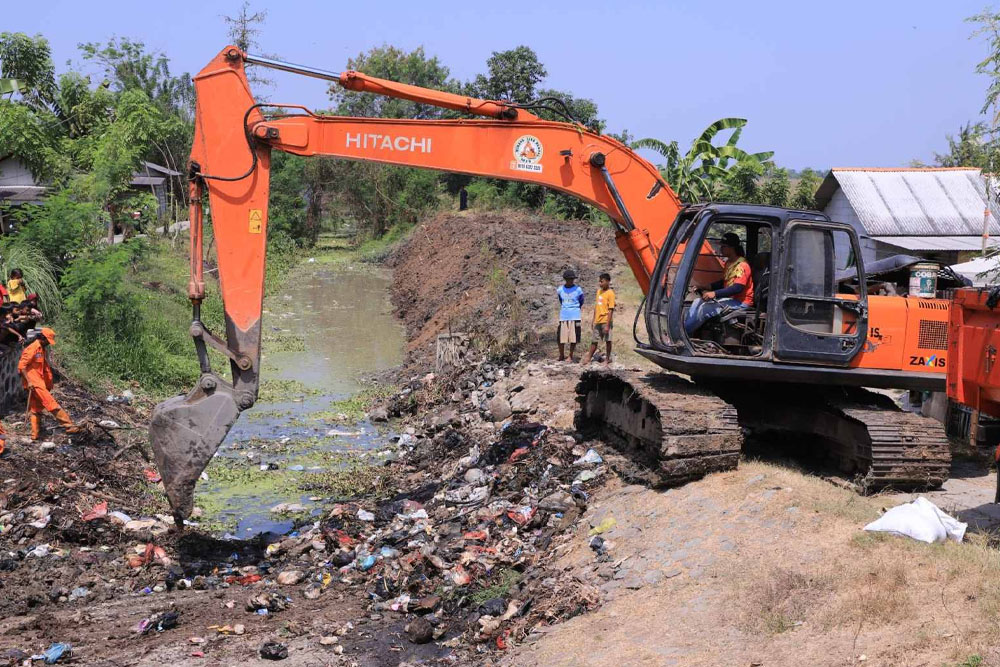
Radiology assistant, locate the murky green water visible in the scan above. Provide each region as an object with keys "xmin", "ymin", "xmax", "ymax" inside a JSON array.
[{"xmin": 195, "ymin": 262, "xmax": 405, "ymax": 537}]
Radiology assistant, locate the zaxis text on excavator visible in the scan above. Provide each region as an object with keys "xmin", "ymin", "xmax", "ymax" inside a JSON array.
[{"xmin": 149, "ymin": 46, "xmax": 1000, "ymax": 521}]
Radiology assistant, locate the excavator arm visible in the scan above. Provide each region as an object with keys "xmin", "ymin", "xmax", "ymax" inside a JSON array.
[{"xmin": 151, "ymin": 46, "xmax": 686, "ymax": 520}]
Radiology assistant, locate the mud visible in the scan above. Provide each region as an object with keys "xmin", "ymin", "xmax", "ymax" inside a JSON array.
[{"xmin": 388, "ymin": 211, "xmax": 622, "ymax": 366}]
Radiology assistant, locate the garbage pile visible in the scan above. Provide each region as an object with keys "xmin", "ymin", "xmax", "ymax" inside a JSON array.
[
  {"xmin": 1, "ymin": 347, "xmax": 610, "ymax": 659},
  {"xmin": 248, "ymin": 416, "xmax": 605, "ymax": 651}
]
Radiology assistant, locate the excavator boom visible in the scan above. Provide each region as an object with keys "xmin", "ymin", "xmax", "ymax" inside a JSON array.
[{"xmin": 151, "ymin": 46, "xmax": 687, "ymax": 520}]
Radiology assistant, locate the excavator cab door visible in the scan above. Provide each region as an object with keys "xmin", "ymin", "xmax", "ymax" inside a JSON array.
[{"xmin": 773, "ymin": 220, "xmax": 868, "ymax": 365}]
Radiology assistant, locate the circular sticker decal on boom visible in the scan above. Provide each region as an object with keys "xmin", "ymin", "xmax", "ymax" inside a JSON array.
[{"xmin": 511, "ymin": 135, "xmax": 544, "ymax": 173}]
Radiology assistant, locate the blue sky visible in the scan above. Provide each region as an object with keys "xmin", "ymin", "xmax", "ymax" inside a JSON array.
[{"xmin": 5, "ymin": 0, "xmax": 995, "ymax": 169}]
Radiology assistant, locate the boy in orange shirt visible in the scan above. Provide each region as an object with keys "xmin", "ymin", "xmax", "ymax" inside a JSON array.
[{"xmin": 583, "ymin": 273, "xmax": 615, "ymax": 365}]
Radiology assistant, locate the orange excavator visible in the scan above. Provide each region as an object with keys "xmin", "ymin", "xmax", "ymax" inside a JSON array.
[{"xmin": 150, "ymin": 46, "xmax": 1000, "ymax": 520}]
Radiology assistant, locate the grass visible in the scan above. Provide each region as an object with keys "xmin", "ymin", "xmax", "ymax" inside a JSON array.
[
  {"xmin": 53, "ymin": 228, "xmax": 309, "ymax": 402},
  {"xmin": 307, "ymin": 227, "xmax": 414, "ymax": 268},
  {"xmin": 735, "ymin": 566, "xmax": 829, "ymax": 635},
  {"xmin": 245, "ymin": 408, "xmax": 292, "ymax": 423},
  {"xmin": 357, "ymin": 224, "xmax": 412, "ymax": 263},
  {"xmin": 261, "ymin": 328, "xmax": 307, "ymax": 352},
  {"xmin": 468, "ymin": 568, "xmax": 523, "ymax": 606},
  {"xmin": 304, "ymin": 461, "xmax": 394, "ymax": 500},
  {"xmin": 321, "ymin": 384, "xmax": 399, "ymax": 422},
  {"xmin": 194, "ymin": 457, "xmax": 303, "ymax": 532},
  {"xmin": 716, "ymin": 460, "xmax": 1000, "ymax": 662},
  {"xmin": 257, "ymin": 378, "xmax": 321, "ymax": 403},
  {"xmin": 472, "ymin": 260, "xmax": 529, "ymax": 361},
  {"xmin": 53, "ymin": 237, "xmax": 227, "ymax": 399}
]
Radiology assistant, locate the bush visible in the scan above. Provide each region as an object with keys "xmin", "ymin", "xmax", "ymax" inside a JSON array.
[
  {"xmin": 471, "ymin": 261, "xmax": 527, "ymax": 360},
  {"xmin": 464, "ymin": 179, "xmax": 525, "ymax": 211},
  {"xmin": 8, "ymin": 188, "xmax": 102, "ymax": 269},
  {"xmin": 57, "ymin": 239, "xmax": 199, "ymax": 393},
  {"xmin": 269, "ymin": 153, "xmax": 316, "ymax": 245}
]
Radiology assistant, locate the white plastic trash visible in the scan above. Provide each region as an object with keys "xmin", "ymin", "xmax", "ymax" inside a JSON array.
[
  {"xmin": 573, "ymin": 449, "xmax": 604, "ymax": 466},
  {"xmin": 863, "ymin": 496, "xmax": 967, "ymax": 544}
]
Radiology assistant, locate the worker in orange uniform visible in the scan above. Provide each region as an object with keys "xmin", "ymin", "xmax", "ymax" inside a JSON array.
[{"xmin": 19, "ymin": 328, "xmax": 80, "ymax": 441}]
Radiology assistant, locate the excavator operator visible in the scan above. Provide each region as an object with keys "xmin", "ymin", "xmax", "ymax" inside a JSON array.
[
  {"xmin": 685, "ymin": 232, "xmax": 755, "ymax": 336},
  {"xmin": 19, "ymin": 327, "xmax": 80, "ymax": 441}
]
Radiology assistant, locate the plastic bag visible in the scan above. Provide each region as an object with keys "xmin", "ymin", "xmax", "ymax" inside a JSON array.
[{"xmin": 863, "ymin": 496, "xmax": 967, "ymax": 544}]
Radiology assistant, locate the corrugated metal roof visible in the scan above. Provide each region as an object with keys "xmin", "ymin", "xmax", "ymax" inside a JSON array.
[
  {"xmin": 815, "ymin": 167, "xmax": 1000, "ymax": 236},
  {"xmin": 0, "ymin": 184, "xmax": 46, "ymax": 203},
  {"xmin": 130, "ymin": 176, "xmax": 166, "ymax": 187},
  {"xmin": 139, "ymin": 161, "xmax": 181, "ymax": 177},
  {"xmin": 871, "ymin": 235, "xmax": 991, "ymax": 251}
]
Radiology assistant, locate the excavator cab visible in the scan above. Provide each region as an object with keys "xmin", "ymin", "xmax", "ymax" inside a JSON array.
[{"xmin": 641, "ymin": 204, "xmax": 869, "ymax": 375}]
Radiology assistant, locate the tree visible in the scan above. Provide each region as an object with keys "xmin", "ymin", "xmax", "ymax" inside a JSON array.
[
  {"xmin": 78, "ymin": 38, "xmax": 193, "ymax": 118},
  {"xmin": 969, "ymin": 10, "xmax": 1000, "ymax": 123},
  {"xmin": 79, "ymin": 38, "xmax": 193, "ymax": 207},
  {"xmin": 53, "ymin": 71, "xmax": 115, "ymax": 139},
  {"xmin": 85, "ymin": 89, "xmax": 168, "ymax": 204},
  {"xmin": 320, "ymin": 45, "xmax": 455, "ymax": 240},
  {"xmin": 935, "ymin": 122, "xmax": 997, "ymax": 169},
  {"xmin": 757, "ymin": 166, "xmax": 790, "ymax": 207},
  {"xmin": 967, "ymin": 11, "xmax": 1000, "ymax": 259},
  {"xmin": 718, "ymin": 162, "xmax": 761, "ymax": 203},
  {"xmin": 535, "ymin": 88, "xmax": 604, "ymax": 133},
  {"xmin": 0, "ymin": 33, "xmax": 67, "ymax": 181},
  {"xmin": 790, "ymin": 168, "xmax": 821, "ymax": 210},
  {"xmin": 269, "ymin": 152, "xmax": 316, "ymax": 244},
  {"xmin": 468, "ymin": 46, "xmax": 547, "ymax": 103},
  {"xmin": 0, "ymin": 99, "xmax": 64, "ymax": 180},
  {"xmin": 9, "ymin": 189, "xmax": 101, "ymax": 269},
  {"xmin": 0, "ymin": 32, "xmax": 57, "ymax": 111},
  {"xmin": 633, "ymin": 118, "xmax": 774, "ymax": 203},
  {"xmin": 223, "ymin": 1, "xmax": 274, "ymax": 89},
  {"xmin": 330, "ymin": 45, "xmax": 457, "ymax": 119}
]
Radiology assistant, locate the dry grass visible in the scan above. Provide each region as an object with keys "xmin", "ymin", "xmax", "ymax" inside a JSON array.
[
  {"xmin": 826, "ymin": 556, "xmax": 912, "ymax": 630},
  {"xmin": 735, "ymin": 567, "xmax": 832, "ymax": 634},
  {"xmin": 724, "ymin": 460, "xmax": 1000, "ymax": 650},
  {"xmin": 520, "ymin": 456, "xmax": 1000, "ymax": 666}
]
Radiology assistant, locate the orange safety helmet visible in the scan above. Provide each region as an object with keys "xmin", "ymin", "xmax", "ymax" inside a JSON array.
[{"xmin": 40, "ymin": 327, "xmax": 56, "ymax": 345}]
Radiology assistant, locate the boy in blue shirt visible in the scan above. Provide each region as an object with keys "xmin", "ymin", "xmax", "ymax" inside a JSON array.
[{"xmin": 557, "ymin": 269, "xmax": 584, "ymax": 362}]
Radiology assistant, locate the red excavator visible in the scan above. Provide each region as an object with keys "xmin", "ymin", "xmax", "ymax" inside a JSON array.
[{"xmin": 150, "ymin": 46, "xmax": 1000, "ymax": 520}]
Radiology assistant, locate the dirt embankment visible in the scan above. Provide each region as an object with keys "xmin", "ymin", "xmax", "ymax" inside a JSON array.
[{"xmin": 389, "ymin": 211, "xmax": 623, "ymax": 365}]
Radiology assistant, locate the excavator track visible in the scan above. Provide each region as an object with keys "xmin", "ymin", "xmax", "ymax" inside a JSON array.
[
  {"xmin": 577, "ymin": 370, "xmax": 950, "ymax": 493},
  {"xmin": 709, "ymin": 383, "xmax": 951, "ymax": 492},
  {"xmin": 834, "ymin": 394, "xmax": 951, "ymax": 491},
  {"xmin": 575, "ymin": 369, "xmax": 743, "ymax": 487}
]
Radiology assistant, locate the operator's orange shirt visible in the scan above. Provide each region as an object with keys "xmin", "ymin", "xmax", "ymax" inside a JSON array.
[
  {"xmin": 18, "ymin": 340, "xmax": 52, "ymax": 390},
  {"xmin": 724, "ymin": 256, "xmax": 755, "ymax": 307}
]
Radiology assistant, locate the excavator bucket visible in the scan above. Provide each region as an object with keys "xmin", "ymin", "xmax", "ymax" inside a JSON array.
[{"xmin": 149, "ymin": 374, "xmax": 240, "ymax": 522}]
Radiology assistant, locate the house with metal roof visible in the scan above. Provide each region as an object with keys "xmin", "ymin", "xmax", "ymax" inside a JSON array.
[
  {"xmin": 814, "ymin": 167, "xmax": 999, "ymax": 265},
  {"xmin": 0, "ymin": 157, "xmax": 181, "ymax": 230}
]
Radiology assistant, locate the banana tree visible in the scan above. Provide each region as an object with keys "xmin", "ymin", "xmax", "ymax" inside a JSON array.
[
  {"xmin": 0, "ymin": 78, "xmax": 23, "ymax": 96},
  {"xmin": 632, "ymin": 118, "xmax": 773, "ymax": 203}
]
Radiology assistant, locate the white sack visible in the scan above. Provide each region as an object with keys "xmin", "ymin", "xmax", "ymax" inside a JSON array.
[{"xmin": 864, "ymin": 496, "xmax": 967, "ymax": 544}]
